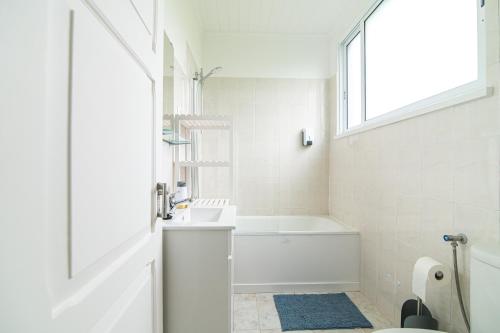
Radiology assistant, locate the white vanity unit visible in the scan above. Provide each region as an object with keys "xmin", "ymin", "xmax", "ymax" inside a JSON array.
[{"xmin": 162, "ymin": 206, "xmax": 236, "ymax": 333}]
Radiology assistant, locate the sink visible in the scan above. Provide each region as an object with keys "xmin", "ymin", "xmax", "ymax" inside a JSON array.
[
  {"xmin": 189, "ymin": 207, "xmax": 223, "ymax": 222},
  {"xmin": 163, "ymin": 205, "xmax": 236, "ymax": 230}
]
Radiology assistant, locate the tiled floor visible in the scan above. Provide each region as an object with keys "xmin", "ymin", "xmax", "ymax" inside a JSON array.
[{"xmin": 233, "ymin": 292, "xmax": 393, "ymax": 333}]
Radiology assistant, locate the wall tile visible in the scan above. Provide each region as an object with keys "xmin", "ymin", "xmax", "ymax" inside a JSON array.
[
  {"xmin": 329, "ymin": 13, "xmax": 500, "ymax": 329},
  {"xmin": 202, "ymin": 78, "xmax": 329, "ymax": 215},
  {"xmin": 454, "ymin": 161, "xmax": 500, "ymax": 211}
]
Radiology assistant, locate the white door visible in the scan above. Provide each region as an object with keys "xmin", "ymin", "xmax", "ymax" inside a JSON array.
[{"xmin": 0, "ymin": 1, "xmax": 165, "ymax": 332}]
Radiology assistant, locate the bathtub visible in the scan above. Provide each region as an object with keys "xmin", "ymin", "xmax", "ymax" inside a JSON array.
[{"xmin": 233, "ymin": 216, "xmax": 360, "ymax": 293}]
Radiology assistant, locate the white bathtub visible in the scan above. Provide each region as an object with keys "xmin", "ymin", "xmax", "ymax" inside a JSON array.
[{"xmin": 233, "ymin": 216, "xmax": 360, "ymax": 293}]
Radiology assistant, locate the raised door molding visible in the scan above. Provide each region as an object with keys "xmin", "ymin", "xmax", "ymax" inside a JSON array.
[
  {"xmin": 90, "ymin": 261, "xmax": 157, "ymax": 333},
  {"xmin": 90, "ymin": 0, "xmax": 158, "ymax": 61},
  {"xmin": 69, "ymin": 3, "xmax": 155, "ymax": 276}
]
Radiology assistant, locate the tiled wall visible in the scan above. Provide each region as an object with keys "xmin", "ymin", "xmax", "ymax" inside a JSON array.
[
  {"xmin": 201, "ymin": 78, "xmax": 330, "ymax": 215},
  {"xmin": 329, "ymin": 3, "xmax": 500, "ymax": 332}
]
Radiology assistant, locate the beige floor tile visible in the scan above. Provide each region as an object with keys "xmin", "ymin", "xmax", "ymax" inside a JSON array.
[
  {"xmin": 235, "ymin": 299, "xmax": 258, "ymax": 311},
  {"xmin": 235, "ymin": 293, "xmax": 258, "ymax": 302},
  {"xmin": 361, "ymin": 328, "xmax": 377, "ymax": 333},
  {"xmin": 257, "ymin": 302, "xmax": 281, "ymax": 330},
  {"xmin": 346, "ymin": 292, "xmax": 393, "ymax": 330},
  {"xmin": 233, "ymin": 292, "xmax": 392, "ymax": 333},
  {"xmin": 256, "ymin": 293, "xmax": 275, "ymax": 304},
  {"xmin": 234, "ymin": 307, "xmax": 259, "ymax": 330}
]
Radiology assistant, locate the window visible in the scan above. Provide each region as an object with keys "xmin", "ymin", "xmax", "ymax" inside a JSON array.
[
  {"xmin": 347, "ymin": 33, "xmax": 362, "ymax": 128},
  {"xmin": 339, "ymin": 0, "xmax": 485, "ymax": 134}
]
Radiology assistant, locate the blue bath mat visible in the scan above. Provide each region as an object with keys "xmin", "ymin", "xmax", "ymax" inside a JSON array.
[{"xmin": 273, "ymin": 293, "xmax": 373, "ymax": 331}]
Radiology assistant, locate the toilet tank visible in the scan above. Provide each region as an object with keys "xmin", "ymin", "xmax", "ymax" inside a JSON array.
[{"xmin": 470, "ymin": 243, "xmax": 500, "ymax": 333}]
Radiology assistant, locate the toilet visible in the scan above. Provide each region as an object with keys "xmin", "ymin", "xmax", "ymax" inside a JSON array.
[{"xmin": 374, "ymin": 243, "xmax": 500, "ymax": 333}]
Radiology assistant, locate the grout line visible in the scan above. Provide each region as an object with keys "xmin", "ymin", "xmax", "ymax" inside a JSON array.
[{"xmin": 255, "ymin": 293, "xmax": 264, "ymax": 331}]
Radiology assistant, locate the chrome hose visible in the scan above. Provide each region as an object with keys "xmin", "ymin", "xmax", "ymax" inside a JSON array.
[{"xmin": 452, "ymin": 244, "xmax": 470, "ymax": 332}]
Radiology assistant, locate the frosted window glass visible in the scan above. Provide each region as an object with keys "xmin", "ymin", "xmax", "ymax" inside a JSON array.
[
  {"xmin": 347, "ymin": 33, "xmax": 362, "ymax": 128},
  {"xmin": 365, "ymin": 0, "xmax": 478, "ymax": 120}
]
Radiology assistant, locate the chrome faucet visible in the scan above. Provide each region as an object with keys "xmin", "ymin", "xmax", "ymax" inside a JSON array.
[
  {"xmin": 166, "ymin": 193, "xmax": 191, "ymax": 220},
  {"xmin": 443, "ymin": 234, "xmax": 468, "ymax": 246}
]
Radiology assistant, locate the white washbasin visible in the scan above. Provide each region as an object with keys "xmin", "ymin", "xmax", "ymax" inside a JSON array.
[
  {"xmin": 189, "ymin": 207, "xmax": 223, "ymax": 222},
  {"xmin": 163, "ymin": 206, "xmax": 236, "ymax": 230}
]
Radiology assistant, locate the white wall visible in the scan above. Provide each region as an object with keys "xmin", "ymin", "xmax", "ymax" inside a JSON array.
[
  {"xmin": 327, "ymin": 0, "xmax": 375, "ymax": 76},
  {"xmin": 164, "ymin": 0, "xmax": 203, "ymax": 74},
  {"xmin": 203, "ymin": 33, "xmax": 330, "ymax": 79},
  {"xmin": 329, "ymin": 2, "xmax": 500, "ymax": 332},
  {"xmin": 329, "ymin": 38, "xmax": 340, "ymax": 78}
]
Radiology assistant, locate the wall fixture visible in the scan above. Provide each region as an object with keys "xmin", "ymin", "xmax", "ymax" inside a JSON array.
[{"xmin": 302, "ymin": 128, "xmax": 313, "ymax": 146}]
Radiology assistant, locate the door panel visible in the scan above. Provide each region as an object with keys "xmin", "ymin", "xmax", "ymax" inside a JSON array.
[
  {"xmin": 50, "ymin": 235, "xmax": 157, "ymax": 324},
  {"xmin": 70, "ymin": 3, "xmax": 154, "ymax": 275},
  {"xmin": 0, "ymin": 0, "xmax": 164, "ymax": 331},
  {"xmin": 130, "ymin": 0, "xmax": 156, "ymax": 35},
  {"xmin": 92, "ymin": 0, "xmax": 158, "ymax": 63},
  {"xmin": 90, "ymin": 262, "xmax": 156, "ymax": 333},
  {"xmin": 108, "ymin": 267, "xmax": 155, "ymax": 333}
]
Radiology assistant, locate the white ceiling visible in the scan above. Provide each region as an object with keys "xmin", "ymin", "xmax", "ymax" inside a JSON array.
[{"xmin": 193, "ymin": 0, "xmax": 373, "ymax": 35}]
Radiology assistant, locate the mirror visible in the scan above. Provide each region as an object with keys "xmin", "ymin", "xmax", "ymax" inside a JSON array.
[{"xmin": 163, "ymin": 33, "xmax": 174, "ymax": 134}]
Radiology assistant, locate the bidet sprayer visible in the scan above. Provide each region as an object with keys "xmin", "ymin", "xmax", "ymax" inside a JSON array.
[
  {"xmin": 443, "ymin": 232, "xmax": 470, "ymax": 332},
  {"xmin": 443, "ymin": 234, "xmax": 468, "ymax": 246}
]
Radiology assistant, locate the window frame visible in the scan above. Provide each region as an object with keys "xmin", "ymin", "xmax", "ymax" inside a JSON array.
[
  {"xmin": 337, "ymin": 0, "xmax": 488, "ymax": 137},
  {"xmin": 344, "ymin": 30, "xmax": 363, "ymax": 129}
]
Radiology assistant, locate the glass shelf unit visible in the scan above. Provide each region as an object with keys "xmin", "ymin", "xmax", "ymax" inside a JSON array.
[
  {"xmin": 170, "ymin": 114, "xmax": 234, "ymax": 202},
  {"xmin": 162, "ymin": 128, "xmax": 191, "ymax": 145},
  {"xmin": 176, "ymin": 114, "xmax": 232, "ymax": 130}
]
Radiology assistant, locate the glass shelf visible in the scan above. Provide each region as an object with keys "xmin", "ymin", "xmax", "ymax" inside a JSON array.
[
  {"xmin": 163, "ymin": 128, "xmax": 191, "ymax": 145},
  {"xmin": 163, "ymin": 137, "xmax": 191, "ymax": 145},
  {"xmin": 176, "ymin": 160, "xmax": 230, "ymax": 167}
]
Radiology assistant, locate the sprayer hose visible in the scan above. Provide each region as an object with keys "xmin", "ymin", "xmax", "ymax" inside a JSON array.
[{"xmin": 453, "ymin": 245, "xmax": 470, "ymax": 332}]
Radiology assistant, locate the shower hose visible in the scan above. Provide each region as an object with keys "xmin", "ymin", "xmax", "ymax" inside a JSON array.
[{"xmin": 452, "ymin": 244, "xmax": 470, "ymax": 332}]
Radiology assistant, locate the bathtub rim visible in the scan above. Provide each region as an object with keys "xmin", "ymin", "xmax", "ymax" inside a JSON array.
[{"xmin": 234, "ymin": 215, "xmax": 359, "ymax": 236}]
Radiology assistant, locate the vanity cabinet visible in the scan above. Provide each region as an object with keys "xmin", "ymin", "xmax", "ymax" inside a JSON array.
[{"xmin": 163, "ymin": 227, "xmax": 233, "ymax": 333}]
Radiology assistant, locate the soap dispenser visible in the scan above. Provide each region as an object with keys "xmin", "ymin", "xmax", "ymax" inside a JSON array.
[{"xmin": 302, "ymin": 128, "xmax": 313, "ymax": 146}]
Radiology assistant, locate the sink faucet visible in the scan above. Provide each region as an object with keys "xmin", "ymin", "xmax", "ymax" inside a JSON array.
[{"xmin": 166, "ymin": 193, "xmax": 191, "ymax": 220}]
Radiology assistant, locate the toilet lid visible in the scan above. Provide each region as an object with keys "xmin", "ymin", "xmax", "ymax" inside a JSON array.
[{"xmin": 374, "ymin": 329, "xmax": 447, "ymax": 333}]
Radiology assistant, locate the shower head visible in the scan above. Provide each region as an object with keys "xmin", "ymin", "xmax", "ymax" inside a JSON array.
[
  {"xmin": 205, "ymin": 66, "xmax": 222, "ymax": 78},
  {"xmin": 196, "ymin": 66, "xmax": 223, "ymax": 83}
]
